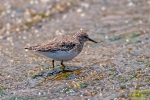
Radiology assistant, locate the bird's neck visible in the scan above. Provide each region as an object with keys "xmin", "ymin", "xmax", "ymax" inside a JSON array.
[
  {"xmin": 77, "ymin": 38, "xmax": 85, "ymax": 53},
  {"xmin": 74, "ymin": 36, "xmax": 85, "ymax": 53}
]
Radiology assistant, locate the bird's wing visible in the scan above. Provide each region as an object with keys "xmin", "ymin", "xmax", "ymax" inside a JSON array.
[{"xmin": 25, "ymin": 35, "xmax": 77, "ymax": 52}]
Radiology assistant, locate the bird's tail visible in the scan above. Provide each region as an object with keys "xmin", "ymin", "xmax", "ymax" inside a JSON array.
[{"xmin": 24, "ymin": 45, "xmax": 39, "ymax": 50}]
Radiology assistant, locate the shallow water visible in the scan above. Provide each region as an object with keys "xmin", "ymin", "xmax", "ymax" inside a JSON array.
[{"xmin": 0, "ymin": 0, "xmax": 150, "ymax": 99}]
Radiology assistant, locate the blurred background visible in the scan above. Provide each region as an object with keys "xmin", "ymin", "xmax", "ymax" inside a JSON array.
[{"xmin": 0, "ymin": 0, "xmax": 150, "ymax": 99}]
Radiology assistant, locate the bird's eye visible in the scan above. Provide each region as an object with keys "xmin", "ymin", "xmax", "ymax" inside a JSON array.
[{"xmin": 84, "ymin": 36, "xmax": 87, "ymax": 38}]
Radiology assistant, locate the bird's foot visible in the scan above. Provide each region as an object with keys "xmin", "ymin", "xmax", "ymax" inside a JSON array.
[
  {"xmin": 50, "ymin": 65, "xmax": 54, "ymax": 69},
  {"xmin": 60, "ymin": 65, "xmax": 66, "ymax": 70}
]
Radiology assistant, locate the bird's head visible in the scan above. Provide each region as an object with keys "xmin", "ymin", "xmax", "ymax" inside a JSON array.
[{"xmin": 74, "ymin": 30, "xmax": 97, "ymax": 43}]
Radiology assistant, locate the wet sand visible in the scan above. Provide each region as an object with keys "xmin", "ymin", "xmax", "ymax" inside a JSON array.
[{"xmin": 0, "ymin": 0, "xmax": 150, "ymax": 99}]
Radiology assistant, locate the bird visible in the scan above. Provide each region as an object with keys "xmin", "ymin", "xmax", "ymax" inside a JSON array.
[{"xmin": 25, "ymin": 30, "xmax": 97, "ymax": 70}]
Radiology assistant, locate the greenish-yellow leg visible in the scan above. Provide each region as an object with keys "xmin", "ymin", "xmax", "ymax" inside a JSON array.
[
  {"xmin": 60, "ymin": 60, "xmax": 65, "ymax": 70},
  {"xmin": 51, "ymin": 60, "xmax": 54, "ymax": 69}
]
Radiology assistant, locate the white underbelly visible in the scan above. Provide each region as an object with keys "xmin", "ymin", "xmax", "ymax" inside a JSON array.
[{"xmin": 37, "ymin": 51, "xmax": 78, "ymax": 61}]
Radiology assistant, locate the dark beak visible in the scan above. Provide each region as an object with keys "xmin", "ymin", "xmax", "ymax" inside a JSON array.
[{"xmin": 88, "ymin": 38, "xmax": 97, "ymax": 43}]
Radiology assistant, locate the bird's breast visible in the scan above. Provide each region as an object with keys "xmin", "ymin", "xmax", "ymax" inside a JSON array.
[{"xmin": 37, "ymin": 50, "xmax": 79, "ymax": 61}]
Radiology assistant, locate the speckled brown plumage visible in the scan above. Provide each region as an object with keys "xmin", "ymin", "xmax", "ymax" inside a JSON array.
[{"xmin": 25, "ymin": 30, "xmax": 91, "ymax": 53}]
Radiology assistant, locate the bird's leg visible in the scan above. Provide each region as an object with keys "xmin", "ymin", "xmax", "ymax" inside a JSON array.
[
  {"xmin": 61, "ymin": 60, "xmax": 65, "ymax": 70},
  {"xmin": 51, "ymin": 60, "xmax": 54, "ymax": 69}
]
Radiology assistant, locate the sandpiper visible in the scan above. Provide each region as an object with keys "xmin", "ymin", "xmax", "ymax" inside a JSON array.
[{"xmin": 25, "ymin": 30, "xmax": 97, "ymax": 69}]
